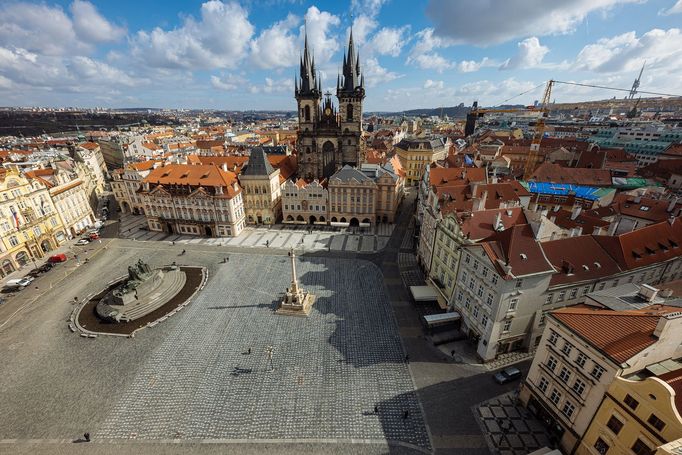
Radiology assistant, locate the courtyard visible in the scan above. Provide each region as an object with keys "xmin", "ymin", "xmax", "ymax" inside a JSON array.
[{"xmin": 0, "ymin": 245, "xmax": 429, "ymax": 452}]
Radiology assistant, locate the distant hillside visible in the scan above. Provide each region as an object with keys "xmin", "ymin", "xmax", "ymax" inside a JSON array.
[{"xmin": 369, "ymin": 104, "xmax": 527, "ymax": 119}]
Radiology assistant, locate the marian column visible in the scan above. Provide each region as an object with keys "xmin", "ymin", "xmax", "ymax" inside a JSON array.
[{"xmin": 277, "ymin": 247, "xmax": 315, "ymax": 316}]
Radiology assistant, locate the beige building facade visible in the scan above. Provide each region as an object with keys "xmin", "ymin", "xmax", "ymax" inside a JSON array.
[
  {"xmin": 395, "ymin": 138, "xmax": 447, "ymax": 186},
  {"xmin": 240, "ymin": 147, "xmax": 282, "ymax": 225},
  {"xmin": 282, "ymin": 179, "xmax": 328, "ymax": 224}
]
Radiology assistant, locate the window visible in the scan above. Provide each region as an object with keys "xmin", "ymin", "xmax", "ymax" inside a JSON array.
[
  {"xmin": 591, "ymin": 364, "xmax": 606, "ymax": 380},
  {"xmin": 624, "ymin": 394, "xmax": 639, "ymax": 410},
  {"xmin": 462, "ymin": 270, "xmax": 468, "ymax": 283},
  {"xmin": 557, "ymin": 290, "xmax": 566, "ymax": 302},
  {"xmin": 647, "ymin": 414, "xmax": 665, "ymax": 431},
  {"xmin": 457, "ymin": 290, "xmax": 464, "ymax": 302},
  {"xmin": 482, "ymin": 268, "xmax": 488, "ymax": 277},
  {"xmin": 572, "ymin": 378, "xmax": 586, "ymax": 396},
  {"xmin": 473, "ymin": 260, "xmax": 479, "ymax": 270},
  {"xmin": 594, "ymin": 437, "xmax": 610, "ymax": 455},
  {"xmin": 473, "ymin": 305, "xmax": 479, "ymax": 318},
  {"xmin": 465, "ymin": 297, "xmax": 471, "ymax": 310},
  {"xmin": 606, "ymin": 415, "xmax": 623, "ymax": 434},
  {"xmin": 509, "ymin": 298, "xmax": 518, "ymax": 311},
  {"xmin": 477, "ymin": 285, "xmax": 484, "ymax": 297},
  {"xmin": 516, "ymin": 279, "xmax": 523, "ymax": 288},
  {"xmin": 548, "ymin": 330, "xmax": 559, "ymax": 345},
  {"xmin": 631, "ymin": 439, "xmax": 653, "ymax": 455},
  {"xmin": 576, "ymin": 352, "xmax": 587, "ymax": 368},
  {"xmin": 481, "ymin": 314, "xmax": 488, "ymax": 328},
  {"xmin": 503, "ymin": 320, "xmax": 512, "ymax": 332},
  {"xmin": 559, "ymin": 367, "xmax": 571, "ymax": 383},
  {"xmin": 464, "ymin": 253, "xmax": 471, "ymax": 264},
  {"xmin": 469, "ymin": 277, "xmax": 475, "ymax": 290},
  {"xmin": 569, "ymin": 288, "xmax": 578, "ymax": 299},
  {"xmin": 539, "ymin": 313, "xmax": 546, "ymax": 326},
  {"xmin": 545, "ymin": 294, "xmax": 553, "ymax": 304},
  {"xmin": 612, "ymin": 279, "xmax": 619, "ymax": 288},
  {"xmin": 486, "ymin": 293, "xmax": 494, "ymax": 306},
  {"xmin": 598, "ymin": 282, "xmax": 606, "ymax": 291},
  {"xmin": 582, "ymin": 286, "xmax": 590, "ymax": 295},
  {"xmin": 538, "ymin": 377, "xmax": 549, "ymax": 393},
  {"xmin": 562, "ymin": 342, "xmax": 573, "ymax": 356},
  {"xmin": 547, "ymin": 356, "xmax": 557, "ymax": 371},
  {"xmin": 550, "ymin": 388, "xmax": 561, "ymax": 405},
  {"xmin": 562, "ymin": 401, "xmax": 575, "ymax": 418},
  {"xmin": 492, "ymin": 275, "xmax": 498, "ymax": 285}
]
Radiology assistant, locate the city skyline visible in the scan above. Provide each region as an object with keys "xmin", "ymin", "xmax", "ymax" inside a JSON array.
[{"xmin": 1, "ymin": 0, "xmax": 681, "ymax": 110}]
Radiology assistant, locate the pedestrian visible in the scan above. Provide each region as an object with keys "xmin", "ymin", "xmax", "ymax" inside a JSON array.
[
  {"xmin": 451, "ymin": 349, "xmax": 456, "ymax": 358},
  {"xmin": 403, "ymin": 410, "xmax": 409, "ymax": 420},
  {"xmin": 405, "ymin": 354, "xmax": 409, "ymax": 362},
  {"xmin": 172, "ymin": 241, "xmax": 175, "ymax": 246},
  {"xmin": 248, "ymin": 347, "xmax": 251, "ymax": 355},
  {"xmin": 84, "ymin": 432, "xmax": 90, "ymax": 442},
  {"xmin": 374, "ymin": 405, "xmax": 379, "ymax": 414},
  {"xmin": 181, "ymin": 249, "xmax": 186, "ymax": 255}
]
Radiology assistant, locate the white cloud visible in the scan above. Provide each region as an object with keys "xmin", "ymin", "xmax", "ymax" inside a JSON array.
[
  {"xmin": 248, "ymin": 77, "xmax": 293, "ymax": 94},
  {"xmin": 70, "ymin": 0, "xmax": 125, "ymax": 43},
  {"xmin": 131, "ymin": 1, "xmax": 254, "ymax": 70},
  {"xmin": 250, "ymin": 14, "xmax": 299, "ymax": 69},
  {"xmin": 425, "ymin": 0, "xmax": 640, "ymax": 45},
  {"xmin": 210, "ymin": 73, "xmax": 247, "ymax": 91},
  {"xmin": 363, "ymin": 57, "xmax": 401, "ymax": 87},
  {"xmin": 575, "ymin": 28, "xmax": 682, "ymax": 73},
  {"xmin": 409, "ymin": 53, "xmax": 454, "ymax": 72},
  {"xmin": 457, "ymin": 57, "xmax": 497, "ymax": 73},
  {"xmin": 406, "ymin": 28, "xmax": 454, "ymax": 71},
  {"xmin": 499, "ymin": 37, "xmax": 549, "ymax": 70},
  {"xmin": 351, "ymin": 15, "xmax": 378, "ymax": 45},
  {"xmin": 351, "ymin": 0, "xmax": 388, "ymax": 18},
  {"xmin": 423, "ymin": 79, "xmax": 444, "ymax": 90},
  {"xmin": 659, "ymin": 0, "xmax": 682, "ymax": 15},
  {"xmin": 368, "ymin": 26, "xmax": 410, "ymax": 57},
  {"xmin": 303, "ymin": 6, "xmax": 340, "ymax": 65}
]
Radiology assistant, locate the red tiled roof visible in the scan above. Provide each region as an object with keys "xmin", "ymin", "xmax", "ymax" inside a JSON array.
[
  {"xmin": 268, "ymin": 155, "xmax": 297, "ymax": 182},
  {"xmin": 550, "ymin": 209, "xmax": 610, "ymax": 234},
  {"xmin": 479, "ymin": 224, "xmax": 555, "ymax": 278},
  {"xmin": 143, "ymin": 164, "xmax": 241, "ymax": 198},
  {"xmin": 658, "ymin": 368, "xmax": 682, "ymax": 415},
  {"xmin": 551, "ymin": 304, "xmax": 680, "ymax": 364},
  {"xmin": 430, "ymin": 166, "xmax": 486, "ymax": 187},
  {"xmin": 542, "ymin": 236, "xmax": 621, "ymax": 286},
  {"xmin": 190, "ymin": 155, "xmax": 248, "ymax": 174},
  {"xmin": 612, "ymin": 193, "xmax": 679, "ymax": 222},
  {"xmin": 530, "ymin": 162, "xmax": 612, "ymax": 186},
  {"xmin": 592, "ymin": 218, "xmax": 682, "ymax": 271},
  {"xmin": 79, "ymin": 141, "xmax": 99, "ymax": 150},
  {"xmin": 457, "ymin": 207, "xmax": 527, "ymax": 241}
]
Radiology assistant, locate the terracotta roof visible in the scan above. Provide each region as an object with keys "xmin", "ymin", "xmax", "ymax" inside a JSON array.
[
  {"xmin": 189, "ymin": 155, "xmax": 248, "ymax": 174},
  {"xmin": 473, "ymin": 183, "xmax": 526, "ymax": 209},
  {"xmin": 128, "ymin": 160, "xmax": 160, "ymax": 172},
  {"xmin": 141, "ymin": 141, "xmax": 161, "ymax": 151},
  {"xmin": 530, "ymin": 162, "xmax": 612, "ymax": 186},
  {"xmin": 612, "ymin": 193, "xmax": 679, "ymax": 222},
  {"xmin": 575, "ymin": 150, "xmax": 606, "ymax": 170},
  {"xmin": 542, "ymin": 236, "xmax": 621, "ymax": 286},
  {"xmin": 551, "ymin": 304, "xmax": 681, "ymax": 364},
  {"xmin": 550, "ymin": 209, "xmax": 611, "ymax": 233},
  {"xmin": 592, "ymin": 218, "xmax": 682, "ymax": 270},
  {"xmin": 430, "ymin": 166, "xmax": 486, "ymax": 187},
  {"xmin": 51, "ymin": 179, "xmax": 83, "ymax": 196},
  {"xmin": 662, "ymin": 144, "xmax": 682, "ymax": 158},
  {"xmin": 143, "ymin": 164, "xmax": 241, "ymax": 198},
  {"xmin": 479, "ymin": 224, "xmax": 555, "ymax": 278},
  {"xmin": 268, "ymin": 155, "xmax": 297, "ymax": 182},
  {"xmin": 457, "ymin": 207, "xmax": 527, "ymax": 241},
  {"xmin": 79, "ymin": 142, "xmax": 99, "ymax": 150}
]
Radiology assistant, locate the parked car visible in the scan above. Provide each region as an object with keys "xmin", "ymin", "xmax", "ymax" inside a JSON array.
[
  {"xmin": 4, "ymin": 278, "xmax": 33, "ymax": 290},
  {"xmin": 76, "ymin": 238, "xmax": 90, "ymax": 246},
  {"xmin": 38, "ymin": 262, "xmax": 54, "ymax": 273},
  {"xmin": 48, "ymin": 253, "xmax": 67, "ymax": 263},
  {"xmin": 0, "ymin": 297, "xmax": 5, "ymax": 304},
  {"xmin": 89, "ymin": 233, "xmax": 100, "ymax": 240},
  {"xmin": 493, "ymin": 367, "xmax": 523, "ymax": 384},
  {"xmin": 27, "ymin": 268, "xmax": 43, "ymax": 278}
]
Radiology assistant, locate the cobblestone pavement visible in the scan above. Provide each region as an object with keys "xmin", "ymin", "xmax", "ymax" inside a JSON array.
[
  {"xmin": 94, "ymin": 254, "xmax": 429, "ymax": 450},
  {"xmin": 473, "ymin": 392, "xmax": 551, "ymax": 455},
  {"xmin": 118, "ymin": 214, "xmax": 393, "ymax": 254}
]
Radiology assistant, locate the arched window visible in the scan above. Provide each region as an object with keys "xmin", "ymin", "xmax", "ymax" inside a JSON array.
[
  {"xmin": 304, "ymin": 105, "xmax": 311, "ymax": 121},
  {"xmin": 347, "ymin": 103, "xmax": 353, "ymax": 121}
]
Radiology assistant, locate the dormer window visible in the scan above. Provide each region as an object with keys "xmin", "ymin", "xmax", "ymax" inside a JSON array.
[{"xmin": 594, "ymin": 262, "xmax": 602, "ymax": 268}]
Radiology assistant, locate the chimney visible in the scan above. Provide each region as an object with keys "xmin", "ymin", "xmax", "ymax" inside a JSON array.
[
  {"xmin": 494, "ymin": 212, "xmax": 504, "ymax": 231},
  {"xmin": 570, "ymin": 204, "xmax": 582, "ymax": 221},
  {"xmin": 222, "ymin": 162, "xmax": 228, "ymax": 172},
  {"xmin": 477, "ymin": 190, "xmax": 488, "ymax": 211},
  {"xmin": 653, "ymin": 312, "xmax": 682, "ymax": 340},
  {"xmin": 634, "ymin": 195, "xmax": 642, "ymax": 204},
  {"xmin": 668, "ymin": 198, "xmax": 678, "ymax": 213},
  {"xmin": 669, "ymin": 215, "xmax": 677, "ymax": 226}
]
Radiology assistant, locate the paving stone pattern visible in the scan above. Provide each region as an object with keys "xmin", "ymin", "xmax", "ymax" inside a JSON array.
[
  {"xmin": 474, "ymin": 392, "xmax": 550, "ymax": 455},
  {"xmin": 96, "ymin": 254, "xmax": 429, "ymax": 450}
]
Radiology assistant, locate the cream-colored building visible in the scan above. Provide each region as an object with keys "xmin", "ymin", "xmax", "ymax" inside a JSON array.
[
  {"xmin": 520, "ymin": 304, "xmax": 682, "ymax": 454},
  {"xmin": 328, "ymin": 166, "xmax": 377, "ymax": 226},
  {"xmin": 140, "ymin": 163, "xmax": 245, "ymax": 237},
  {"xmin": 578, "ymin": 365, "xmax": 682, "ymax": 455},
  {"xmin": 0, "ymin": 169, "xmax": 64, "ymax": 276},
  {"xmin": 26, "ymin": 167, "xmax": 94, "ymax": 239},
  {"xmin": 111, "ymin": 161, "xmax": 160, "ymax": 215},
  {"xmin": 240, "ymin": 147, "xmax": 281, "ymax": 225},
  {"xmin": 282, "ymin": 179, "xmax": 328, "ymax": 224},
  {"xmin": 395, "ymin": 138, "xmax": 448, "ymax": 186}
]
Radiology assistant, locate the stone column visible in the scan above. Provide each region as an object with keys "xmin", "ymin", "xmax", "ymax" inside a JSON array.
[{"xmin": 289, "ymin": 247, "xmax": 298, "ymax": 293}]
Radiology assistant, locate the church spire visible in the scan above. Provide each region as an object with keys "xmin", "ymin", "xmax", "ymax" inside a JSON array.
[
  {"xmin": 339, "ymin": 26, "xmax": 361, "ymax": 94},
  {"xmin": 297, "ymin": 28, "xmax": 318, "ymax": 97}
]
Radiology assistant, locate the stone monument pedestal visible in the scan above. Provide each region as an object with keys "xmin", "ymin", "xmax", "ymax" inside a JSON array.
[{"xmin": 276, "ymin": 248, "xmax": 315, "ymax": 317}]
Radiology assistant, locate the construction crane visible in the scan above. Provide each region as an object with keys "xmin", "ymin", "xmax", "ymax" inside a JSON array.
[
  {"xmin": 523, "ymin": 79, "xmax": 553, "ymax": 179},
  {"xmin": 464, "ymin": 101, "xmax": 539, "ymax": 136},
  {"xmin": 628, "ymin": 62, "xmax": 645, "ymax": 99}
]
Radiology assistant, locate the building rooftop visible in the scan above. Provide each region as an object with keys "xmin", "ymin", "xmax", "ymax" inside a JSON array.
[{"xmin": 542, "ymin": 235, "xmax": 621, "ymax": 287}]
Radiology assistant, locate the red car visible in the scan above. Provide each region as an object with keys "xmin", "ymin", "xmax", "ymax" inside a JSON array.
[
  {"xmin": 48, "ymin": 253, "xmax": 68, "ymax": 263},
  {"xmin": 89, "ymin": 233, "xmax": 100, "ymax": 240}
]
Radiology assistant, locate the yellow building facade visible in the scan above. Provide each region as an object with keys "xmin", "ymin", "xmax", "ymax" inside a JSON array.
[
  {"xmin": 394, "ymin": 138, "xmax": 447, "ymax": 186},
  {"xmin": 578, "ymin": 371, "xmax": 682, "ymax": 455},
  {"xmin": 0, "ymin": 169, "xmax": 65, "ymax": 276}
]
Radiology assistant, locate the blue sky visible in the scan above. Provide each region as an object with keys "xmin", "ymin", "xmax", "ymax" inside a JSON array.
[{"xmin": 1, "ymin": 0, "xmax": 681, "ymax": 111}]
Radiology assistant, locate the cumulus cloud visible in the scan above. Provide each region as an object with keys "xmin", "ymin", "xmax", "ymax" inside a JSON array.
[
  {"xmin": 363, "ymin": 57, "xmax": 401, "ymax": 87},
  {"xmin": 71, "ymin": 0, "xmax": 126, "ymax": 43},
  {"xmin": 499, "ymin": 37, "xmax": 549, "ymax": 70},
  {"xmin": 425, "ymin": 0, "xmax": 640, "ymax": 45},
  {"xmin": 406, "ymin": 28, "xmax": 454, "ymax": 71},
  {"xmin": 368, "ymin": 26, "xmax": 410, "ymax": 57},
  {"xmin": 250, "ymin": 13, "xmax": 299, "ymax": 69},
  {"xmin": 351, "ymin": 15, "xmax": 378, "ymax": 45},
  {"xmin": 575, "ymin": 28, "xmax": 682, "ymax": 73},
  {"xmin": 248, "ymin": 77, "xmax": 293, "ymax": 94},
  {"xmin": 210, "ymin": 73, "xmax": 247, "ymax": 91},
  {"xmin": 131, "ymin": 1, "xmax": 254, "ymax": 70},
  {"xmin": 423, "ymin": 79, "xmax": 444, "ymax": 90},
  {"xmin": 351, "ymin": 0, "xmax": 388, "ymax": 18},
  {"xmin": 457, "ymin": 57, "xmax": 497, "ymax": 73},
  {"xmin": 659, "ymin": 0, "xmax": 682, "ymax": 15},
  {"xmin": 303, "ymin": 6, "xmax": 341, "ymax": 64}
]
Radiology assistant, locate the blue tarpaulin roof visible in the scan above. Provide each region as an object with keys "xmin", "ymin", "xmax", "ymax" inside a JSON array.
[{"xmin": 521, "ymin": 181, "xmax": 606, "ymax": 201}]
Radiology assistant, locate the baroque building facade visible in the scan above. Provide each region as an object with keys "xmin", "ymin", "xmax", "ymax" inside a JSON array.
[{"xmin": 296, "ymin": 31, "xmax": 365, "ymax": 180}]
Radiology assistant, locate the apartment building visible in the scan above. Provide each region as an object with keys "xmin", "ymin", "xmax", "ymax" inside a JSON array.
[
  {"xmin": 140, "ymin": 163, "xmax": 245, "ymax": 237},
  {"xmin": 240, "ymin": 147, "xmax": 281, "ymax": 225},
  {"xmin": 111, "ymin": 161, "xmax": 159, "ymax": 215},
  {"xmin": 395, "ymin": 138, "xmax": 448, "ymax": 186},
  {"xmin": 520, "ymin": 303, "xmax": 682, "ymax": 454},
  {"xmin": 282, "ymin": 179, "xmax": 328, "ymax": 224}
]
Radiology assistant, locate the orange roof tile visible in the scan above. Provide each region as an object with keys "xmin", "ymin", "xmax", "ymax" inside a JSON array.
[
  {"xmin": 143, "ymin": 164, "xmax": 240, "ymax": 198},
  {"xmin": 551, "ymin": 304, "xmax": 680, "ymax": 364}
]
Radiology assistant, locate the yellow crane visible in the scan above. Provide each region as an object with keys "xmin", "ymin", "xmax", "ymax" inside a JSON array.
[{"xmin": 523, "ymin": 79, "xmax": 554, "ymax": 179}]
